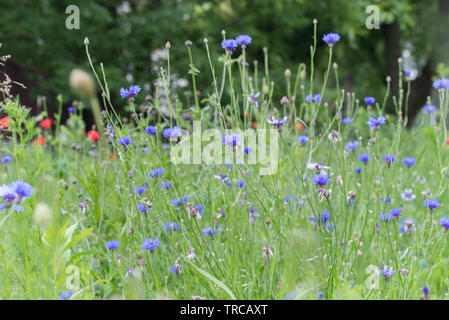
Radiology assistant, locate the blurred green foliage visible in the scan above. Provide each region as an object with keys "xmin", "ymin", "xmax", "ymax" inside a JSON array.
[{"xmin": 1, "ymin": 0, "xmax": 448, "ymax": 113}]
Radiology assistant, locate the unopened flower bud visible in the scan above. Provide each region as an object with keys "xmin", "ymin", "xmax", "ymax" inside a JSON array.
[
  {"xmin": 69, "ymin": 69, "xmax": 96, "ymax": 97},
  {"xmin": 33, "ymin": 203, "xmax": 53, "ymax": 229}
]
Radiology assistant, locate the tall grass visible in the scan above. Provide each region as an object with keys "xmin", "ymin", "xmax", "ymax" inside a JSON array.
[{"xmin": 0, "ymin": 21, "xmax": 448, "ymax": 300}]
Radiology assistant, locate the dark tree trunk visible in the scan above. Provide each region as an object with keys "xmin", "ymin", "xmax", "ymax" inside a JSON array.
[
  {"xmin": 382, "ymin": 20, "xmax": 401, "ymax": 107},
  {"xmin": 407, "ymin": 61, "xmax": 433, "ymax": 126}
]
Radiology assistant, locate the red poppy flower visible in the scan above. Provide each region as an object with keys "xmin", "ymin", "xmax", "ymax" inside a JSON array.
[
  {"xmin": 446, "ymin": 137, "xmax": 449, "ymax": 146},
  {"xmin": 0, "ymin": 117, "xmax": 9, "ymax": 129},
  {"xmin": 296, "ymin": 123, "xmax": 304, "ymax": 131},
  {"xmin": 251, "ymin": 121, "xmax": 258, "ymax": 129},
  {"xmin": 40, "ymin": 119, "xmax": 53, "ymax": 129},
  {"xmin": 87, "ymin": 130, "xmax": 100, "ymax": 142},
  {"xmin": 109, "ymin": 152, "xmax": 116, "ymax": 160},
  {"xmin": 33, "ymin": 137, "xmax": 46, "ymax": 145}
]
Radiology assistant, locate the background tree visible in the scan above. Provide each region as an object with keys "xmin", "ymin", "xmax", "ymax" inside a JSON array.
[{"xmin": 1, "ymin": 0, "xmax": 449, "ymax": 126}]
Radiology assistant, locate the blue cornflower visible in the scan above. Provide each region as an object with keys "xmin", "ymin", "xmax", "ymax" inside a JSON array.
[
  {"xmin": 423, "ymin": 286, "xmax": 429, "ymax": 295},
  {"xmin": 120, "ymin": 85, "xmax": 141, "ymax": 99},
  {"xmin": 355, "ymin": 167, "xmax": 362, "ymax": 174},
  {"xmin": 222, "ymin": 134, "xmax": 241, "ymax": 147},
  {"xmin": 317, "ymin": 210, "xmax": 330, "ymax": 224},
  {"xmin": 379, "ymin": 212, "xmax": 394, "ymax": 223},
  {"xmin": 137, "ymin": 203, "xmax": 148, "ymax": 213},
  {"xmin": 298, "ymin": 135, "xmax": 308, "ymax": 145},
  {"xmin": 10, "ymin": 181, "xmax": 34, "ymax": 201},
  {"xmin": 358, "ymin": 153, "xmax": 370, "ymax": 164},
  {"xmin": 159, "ymin": 181, "xmax": 172, "ymax": 190},
  {"xmin": 345, "ymin": 141, "xmax": 359, "ymax": 152},
  {"xmin": 141, "ymin": 238, "xmax": 160, "ymax": 251},
  {"xmin": 316, "ymin": 210, "xmax": 333, "ymax": 230},
  {"xmin": 0, "ymin": 185, "xmax": 16, "ymax": 212},
  {"xmin": 202, "ymin": 227, "xmax": 212, "ymax": 236},
  {"xmin": 162, "ymin": 126, "xmax": 181, "ymax": 139},
  {"xmin": 439, "ymin": 217, "xmax": 449, "ymax": 231},
  {"xmin": 382, "ymin": 265, "xmax": 396, "ymax": 278},
  {"xmin": 382, "ymin": 154, "xmax": 395, "ymax": 166},
  {"xmin": 149, "ymin": 167, "xmax": 163, "ymax": 178},
  {"xmin": 312, "ymin": 174, "xmax": 329, "ymax": 187},
  {"xmin": 163, "ymin": 222, "xmax": 180, "ymax": 232},
  {"xmin": 117, "ymin": 136, "xmax": 131, "ymax": 146},
  {"xmin": 248, "ymin": 92, "xmax": 260, "ymax": 107},
  {"xmin": 145, "ymin": 126, "xmax": 157, "ymax": 135},
  {"xmin": 215, "ymin": 173, "xmax": 230, "ymax": 186},
  {"xmin": 172, "ymin": 194, "xmax": 189, "ymax": 207},
  {"xmin": 202, "ymin": 226, "xmax": 223, "ymax": 238},
  {"xmin": 105, "ymin": 240, "xmax": 119, "ymax": 251},
  {"xmin": 60, "ymin": 291, "xmax": 74, "ymax": 300},
  {"xmin": 134, "ymin": 186, "xmax": 145, "ymax": 194},
  {"xmin": 306, "ymin": 94, "xmax": 321, "ymax": 103},
  {"xmin": 424, "ymin": 199, "xmax": 440, "ymax": 211},
  {"xmin": 1, "ymin": 155, "xmax": 12, "ymax": 164},
  {"xmin": 433, "ymin": 78, "xmax": 449, "ymax": 90},
  {"xmin": 367, "ymin": 116, "xmax": 386, "ymax": 130},
  {"xmin": 221, "ymin": 39, "xmax": 237, "ymax": 53},
  {"xmin": 391, "ymin": 208, "xmax": 402, "ymax": 218},
  {"xmin": 364, "ymin": 97, "xmax": 375, "ymax": 105},
  {"xmin": 244, "ymin": 147, "xmax": 252, "ymax": 154},
  {"xmin": 322, "ymin": 33, "xmax": 340, "ymax": 46},
  {"xmin": 236, "ymin": 35, "xmax": 252, "ymax": 47},
  {"xmin": 424, "ymin": 104, "xmax": 437, "ymax": 114},
  {"xmin": 68, "ymin": 106, "xmax": 75, "ymax": 113},
  {"xmin": 236, "ymin": 180, "xmax": 246, "ymax": 188},
  {"xmin": 402, "ymin": 157, "xmax": 416, "ymax": 168},
  {"xmin": 267, "ymin": 116, "xmax": 288, "ymax": 129},
  {"xmin": 342, "ymin": 117, "xmax": 353, "ymax": 124}
]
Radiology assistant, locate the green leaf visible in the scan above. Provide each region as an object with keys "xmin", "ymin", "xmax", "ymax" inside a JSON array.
[
  {"xmin": 63, "ymin": 228, "xmax": 93, "ymax": 251},
  {"xmin": 187, "ymin": 261, "xmax": 236, "ymax": 300}
]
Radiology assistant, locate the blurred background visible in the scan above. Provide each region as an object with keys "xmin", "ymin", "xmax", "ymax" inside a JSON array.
[{"xmin": 2, "ymin": 0, "xmax": 449, "ymax": 125}]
